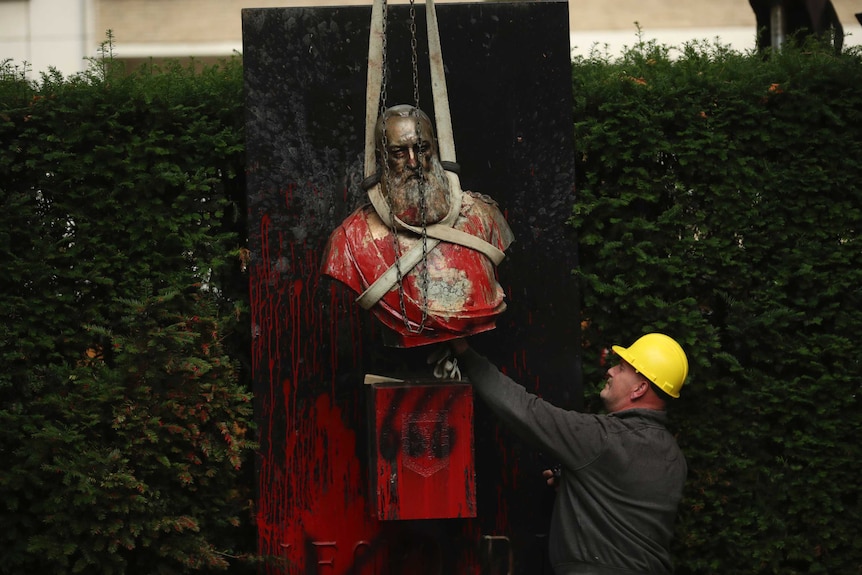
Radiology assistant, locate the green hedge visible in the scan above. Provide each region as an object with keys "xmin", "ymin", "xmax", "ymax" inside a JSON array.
[
  {"xmin": 0, "ymin": 54, "xmax": 255, "ymax": 574},
  {"xmin": 2, "ymin": 36, "xmax": 861, "ymax": 574},
  {"xmin": 571, "ymin": 39, "xmax": 862, "ymax": 574}
]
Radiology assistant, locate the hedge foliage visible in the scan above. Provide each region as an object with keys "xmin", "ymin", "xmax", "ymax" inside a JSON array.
[
  {"xmin": 571, "ymin": 38, "xmax": 862, "ymax": 574},
  {"xmin": 0, "ymin": 51, "xmax": 255, "ymax": 574},
  {"xmin": 2, "ymin": 34, "xmax": 861, "ymax": 575}
]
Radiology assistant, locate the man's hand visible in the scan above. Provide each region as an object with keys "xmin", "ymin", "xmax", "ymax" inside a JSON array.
[
  {"xmin": 542, "ymin": 466, "xmax": 561, "ymax": 490},
  {"xmin": 427, "ymin": 342, "xmax": 463, "ymax": 380}
]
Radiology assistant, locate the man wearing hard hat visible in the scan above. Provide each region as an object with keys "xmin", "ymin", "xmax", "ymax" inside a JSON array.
[{"xmin": 450, "ymin": 333, "xmax": 688, "ymax": 575}]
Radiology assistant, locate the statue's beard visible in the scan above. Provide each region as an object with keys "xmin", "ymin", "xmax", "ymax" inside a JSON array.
[{"xmin": 382, "ymin": 157, "xmax": 452, "ymax": 226}]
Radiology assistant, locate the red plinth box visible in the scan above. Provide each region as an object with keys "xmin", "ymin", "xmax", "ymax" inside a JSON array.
[{"xmin": 367, "ymin": 380, "xmax": 476, "ymax": 520}]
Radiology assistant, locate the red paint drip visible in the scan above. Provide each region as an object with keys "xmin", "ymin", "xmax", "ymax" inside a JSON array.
[
  {"xmin": 257, "ymin": 394, "xmax": 383, "ymax": 574},
  {"xmin": 251, "ymin": 215, "xmax": 390, "ymax": 572}
]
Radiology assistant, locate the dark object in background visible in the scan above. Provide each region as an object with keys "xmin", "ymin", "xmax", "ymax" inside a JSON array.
[{"xmin": 750, "ymin": 0, "xmax": 843, "ymax": 52}]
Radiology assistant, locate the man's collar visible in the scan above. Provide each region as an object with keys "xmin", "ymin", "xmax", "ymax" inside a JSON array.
[{"xmin": 609, "ymin": 407, "xmax": 668, "ymax": 423}]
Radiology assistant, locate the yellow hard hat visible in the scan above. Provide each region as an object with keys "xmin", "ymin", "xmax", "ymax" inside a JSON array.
[{"xmin": 612, "ymin": 333, "xmax": 689, "ymax": 398}]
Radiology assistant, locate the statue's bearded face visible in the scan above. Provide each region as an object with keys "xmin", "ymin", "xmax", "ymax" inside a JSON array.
[{"xmin": 379, "ymin": 114, "xmax": 451, "ymax": 226}]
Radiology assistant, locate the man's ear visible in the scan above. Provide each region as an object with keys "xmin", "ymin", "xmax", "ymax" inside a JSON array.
[{"xmin": 631, "ymin": 378, "xmax": 650, "ymax": 400}]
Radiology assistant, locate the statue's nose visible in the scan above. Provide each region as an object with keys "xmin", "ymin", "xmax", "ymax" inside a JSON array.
[{"xmin": 406, "ymin": 147, "xmax": 419, "ymax": 167}]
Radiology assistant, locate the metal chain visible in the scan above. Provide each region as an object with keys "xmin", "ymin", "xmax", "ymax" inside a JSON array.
[
  {"xmin": 380, "ymin": 0, "xmax": 388, "ymax": 115},
  {"xmin": 409, "ymin": 0, "xmax": 420, "ymax": 107},
  {"xmin": 408, "ymin": 0, "xmax": 430, "ymax": 333},
  {"xmin": 377, "ymin": 0, "xmax": 430, "ymax": 334}
]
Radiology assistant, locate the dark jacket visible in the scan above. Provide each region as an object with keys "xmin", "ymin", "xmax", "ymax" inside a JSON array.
[{"xmin": 458, "ymin": 348, "xmax": 686, "ymax": 575}]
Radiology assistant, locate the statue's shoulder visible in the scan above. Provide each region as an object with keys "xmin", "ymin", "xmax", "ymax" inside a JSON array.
[
  {"xmin": 340, "ymin": 202, "xmax": 373, "ymax": 224},
  {"xmin": 463, "ymin": 190, "xmax": 499, "ymax": 207},
  {"xmin": 459, "ymin": 190, "xmax": 514, "ymax": 248},
  {"xmin": 330, "ymin": 203, "xmax": 377, "ymax": 239}
]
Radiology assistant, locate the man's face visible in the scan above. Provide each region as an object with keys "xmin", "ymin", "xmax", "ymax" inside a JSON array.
[{"xmin": 601, "ymin": 359, "xmax": 645, "ymax": 412}]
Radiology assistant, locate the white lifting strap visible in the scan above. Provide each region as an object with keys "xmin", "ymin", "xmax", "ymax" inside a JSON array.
[
  {"xmin": 364, "ymin": 0, "xmax": 385, "ymax": 180},
  {"xmin": 356, "ymin": 0, "xmax": 505, "ymax": 311}
]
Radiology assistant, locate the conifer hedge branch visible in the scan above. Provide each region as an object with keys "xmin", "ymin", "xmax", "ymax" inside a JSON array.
[
  {"xmin": 0, "ymin": 54, "xmax": 255, "ymax": 574},
  {"xmin": 571, "ymin": 38, "xmax": 862, "ymax": 574}
]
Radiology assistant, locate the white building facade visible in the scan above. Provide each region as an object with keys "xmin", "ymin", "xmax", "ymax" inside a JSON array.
[{"xmin": 2, "ymin": 0, "xmax": 861, "ymax": 78}]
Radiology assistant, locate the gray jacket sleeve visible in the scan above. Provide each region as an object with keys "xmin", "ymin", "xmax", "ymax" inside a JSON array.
[{"xmin": 457, "ymin": 347, "xmax": 607, "ymax": 470}]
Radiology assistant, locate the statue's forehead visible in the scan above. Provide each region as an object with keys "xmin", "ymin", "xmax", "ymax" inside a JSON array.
[{"xmin": 384, "ymin": 115, "xmax": 433, "ymax": 145}]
